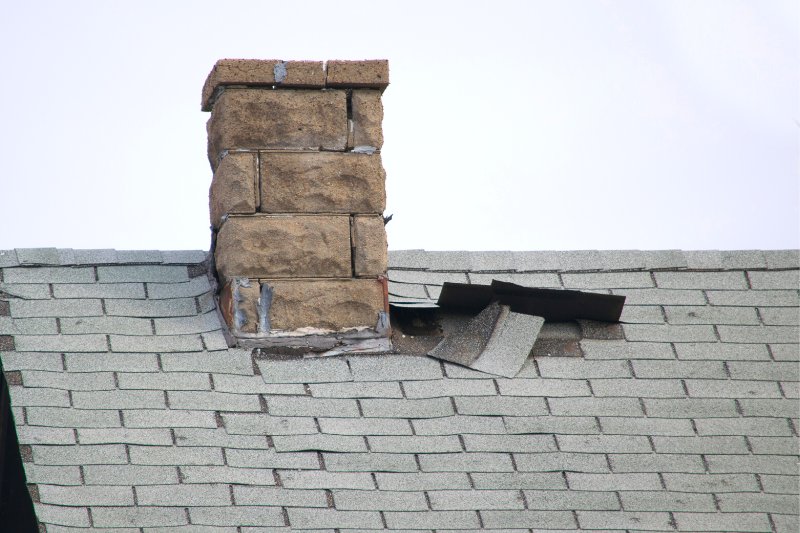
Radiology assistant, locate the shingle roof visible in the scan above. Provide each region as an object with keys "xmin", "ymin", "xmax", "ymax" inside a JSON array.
[{"xmin": 1, "ymin": 248, "xmax": 798, "ymax": 532}]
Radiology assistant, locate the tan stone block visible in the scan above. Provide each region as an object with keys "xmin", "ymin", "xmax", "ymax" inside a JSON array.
[
  {"xmin": 352, "ymin": 215, "xmax": 388, "ymax": 276},
  {"xmin": 262, "ymin": 278, "xmax": 387, "ymax": 331},
  {"xmin": 209, "ymin": 152, "xmax": 257, "ymax": 228},
  {"xmin": 214, "ymin": 215, "xmax": 351, "ymax": 281},
  {"xmin": 350, "ymin": 90, "xmax": 384, "ymax": 150},
  {"xmin": 201, "ymin": 59, "xmax": 325, "ymax": 111},
  {"xmin": 260, "ymin": 152, "xmax": 385, "ymax": 214},
  {"xmin": 218, "ymin": 278, "xmax": 261, "ymax": 333},
  {"xmin": 207, "ymin": 89, "xmax": 347, "ymax": 165},
  {"xmin": 326, "ymin": 60, "xmax": 389, "ymax": 89}
]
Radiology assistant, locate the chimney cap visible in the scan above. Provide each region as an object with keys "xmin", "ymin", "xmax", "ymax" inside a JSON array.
[{"xmin": 202, "ymin": 59, "xmax": 389, "ymax": 111}]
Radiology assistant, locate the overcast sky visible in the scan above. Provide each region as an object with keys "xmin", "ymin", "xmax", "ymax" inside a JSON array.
[{"xmin": 0, "ymin": 1, "xmax": 796, "ymax": 253}]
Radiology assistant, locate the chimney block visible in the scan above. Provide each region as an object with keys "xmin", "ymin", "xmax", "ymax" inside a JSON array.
[
  {"xmin": 209, "ymin": 152, "xmax": 258, "ymax": 229},
  {"xmin": 259, "ymin": 152, "xmax": 386, "ymax": 214},
  {"xmin": 204, "ymin": 59, "xmax": 391, "ymax": 345},
  {"xmin": 202, "ymin": 59, "xmax": 326, "ymax": 111},
  {"xmin": 207, "ymin": 89, "xmax": 348, "ymax": 167},
  {"xmin": 214, "ymin": 215, "xmax": 352, "ymax": 280}
]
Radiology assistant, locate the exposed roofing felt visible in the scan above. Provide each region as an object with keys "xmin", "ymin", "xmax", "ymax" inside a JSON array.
[{"xmin": 0, "ymin": 247, "xmax": 798, "ymax": 532}]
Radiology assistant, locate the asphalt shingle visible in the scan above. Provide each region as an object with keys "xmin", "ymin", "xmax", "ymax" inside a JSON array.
[{"xmin": 0, "ymin": 248, "xmax": 796, "ymax": 532}]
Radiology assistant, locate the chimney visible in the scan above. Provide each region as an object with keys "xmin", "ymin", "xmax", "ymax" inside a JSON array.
[{"xmin": 203, "ymin": 59, "xmax": 390, "ymax": 350}]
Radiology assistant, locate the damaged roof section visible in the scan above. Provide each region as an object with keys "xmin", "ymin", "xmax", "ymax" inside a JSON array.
[
  {"xmin": 426, "ymin": 281, "xmax": 625, "ymax": 377},
  {"xmin": 0, "ymin": 248, "xmax": 798, "ymax": 532}
]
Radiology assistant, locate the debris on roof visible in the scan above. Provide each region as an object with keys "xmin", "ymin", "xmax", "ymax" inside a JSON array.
[
  {"xmin": 425, "ymin": 281, "xmax": 625, "ymax": 377},
  {"xmin": 428, "ymin": 301, "xmax": 545, "ymax": 377}
]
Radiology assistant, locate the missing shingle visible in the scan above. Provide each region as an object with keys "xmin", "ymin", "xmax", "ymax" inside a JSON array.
[
  {"xmin": 0, "ymin": 335, "xmax": 15, "ymax": 351},
  {"xmin": 0, "ymin": 300, "xmax": 9, "ymax": 316},
  {"xmin": 26, "ymin": 485, "xmax": 39, "ymax": 503},
  {"xmin": 531, "ymin": 339, "xmax": 583, "ymax": 358},
  {"xmin": 188, "ymin": 263, "xmax": 209, "ymax": 279},
  {"xmin": 5, "ymin": 371, "xmax": 22, "ymax": 386}
]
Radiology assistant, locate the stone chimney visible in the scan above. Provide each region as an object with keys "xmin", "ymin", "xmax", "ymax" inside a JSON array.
[{"xmin": 202, "ymin": 59, "xmax": 390, "ymax": 350}]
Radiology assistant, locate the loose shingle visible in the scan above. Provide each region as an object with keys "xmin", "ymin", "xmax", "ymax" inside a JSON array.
[
  {"xmin": 672, "ymin": 511, "xmax": 771, "ymax": 532},
  {"xmin": 83, "ymin": 465, "xmax": 178, "ymax": 485},
  {"xmin": 257, "ymin": 357, "xmax": 351, "ymax": 383},
  {"xmin": 63, "ymin": 352, "xmax": 158, "ymax": 372},
  {"xmin": 38, "ymin": 484, "xmax": 134, "ymax": 506},
  {"xmin": 3, "ymin": 266, "xmax": 95, "ymax": 284},
  {"xmin": 576, "ymin": 510, "xmax": 673, "ymax": 530},
  {"xmin": 267, "ymin": 396, "xmax": 359, "ymax": 417},
  {"xmin": 147, "ymin": 277, "xmax": 212, "ymax": 299},
  {"xmin": 27, "ymin": 407, "xmax": 120, "ymax": 428},
  {"xmin": 609, "ymin": 453, "xmax": 705, "ymax": 473},
  {"xmin": 454, "ymin": 395, "xmax": 547, "ymax": 416},
  {"xmin": 15, "ymin": 334, "xmax": 108, "ymax": 353},
  {"xmin": 97, "ymin": 265, "xmax": 188, "ymax": 283},
  {"xmin": 286, "ymin": 508, "xmax": 383, "ymax": 529},
  {"xmin": 504, "ymin": 416, "xmax": 600, "ymax": 435},
  {"xmin": 322, "ymin": 452, "xmax": 419, "ymax": 472},
  {"xmin": 135, "ymin": 484, "xmax": 231, "ymax": 506},
  {"xmin": 469, "ymin": 473, "xmax": 566, "ymax": 491},
  {"xmin": 411, "ymin": 415, "xmax": 506, "ymax": 435},
  {"xmin": 160, "ymin": 351, "xmax": 253, "ymax": 375},
  {"xmin": 77, "ymin": 428, "xmax": 173, "ymax": 446},
  {"xmin": 16, "ymin": 426, "xmax": 77, "ymax": 445},
  {"xmin": 272, "ymin": 434, "xmax": 367, "ymax": 452},
  {"xmin": 188, "ymin": 506, "xmax": 285, "ymax": 527},
  {"xmin": 167, "ymin": 390, "xmax": 260, "ymax": 412},
  {"xmin": 173, "ymin": 428, "xmax": 269, "ymax": 449},
  {"xmin": 180, "ymin": 466, "xmax": 274, "ymax": 485},
  {"xmin": 105, "ymin": 298, "xmax": 198, "ymax": 318},
  {"xmin": 402, "ymin": 378, "xmax": 497, "ymax": 398},
  {"xmin": 32, "ymin": 444, "xmax": 127, "ymax": 465},
  {"xmin": 481, "ymin": 509, "xmax": 576, "ymax": 529},
  {"xmin": 90, "ymin": 506, "xmax": 187, "ymax": 528},
  {"xmin": 224, "ymin": 449, "xmax": 319, "ymax": 470},
  {"xmin": 109, "ymin": 334, "xmax": 204, "ymax": 353},
  {"xmin": 117, "ymin": 371, "xmax": 210, "ymax": 390},
  {"xmin": 221, "ymin": 413, "xmax": 317, "ymax": 436},
  {"xmin": 662, "ymin": 473, "xmax": 760, "ymax": 492},
  {"xmin": 522, "ymin": 489, "xmax": 620, "ymax": 511},
  {"xmin": 309, "ymin": 381, "xmax": 402, "ymax": 398},
  {"xmin": 280, "ymin": 470, "xmax": 374, "ymax": 489},
  {"xmin": 318, "ymin": 417, "xmax": 412, "ymax": 436},
  {"xmin": 128, "ymin": 446, "xmax": 223, "ymax": 466},
  {"xmin": 360, "ymin": 397, "xmax": 454, "ymax": 418},
  {"xmin": 384, "ymin": 510, "xmax": 481, "ymax": 529},
  {"xmin": 368, "ymin": 435, "xmax": 463, "ymax": 454},
  {"xmin": 619, "ymin": 490, "xmax": 715, "ymax": 511},
  {"xmin": 348, "ymin": 354, "xmax": 443, "ymax": 381},
  {"xmin": 53, "ymin": 283, "xmax": 146, "ymax": 299},
  {"xmin": 333, "ymin": 489, "xmax": 428, "ymax": 511},
  {"xmin": 514, "ymin": 452, "xmax": 610, "ymax": 473}
]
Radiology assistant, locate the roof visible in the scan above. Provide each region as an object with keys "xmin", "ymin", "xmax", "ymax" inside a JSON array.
[{"xmin": 0, "ymin": 247, "xmax": 798, "ymax": 532}]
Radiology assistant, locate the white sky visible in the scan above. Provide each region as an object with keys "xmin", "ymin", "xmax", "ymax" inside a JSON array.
[{"xmin": 0, "ymin": 0, "xmax": 797, "ymax": 252}]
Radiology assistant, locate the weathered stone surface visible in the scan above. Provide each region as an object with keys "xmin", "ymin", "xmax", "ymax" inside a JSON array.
[
  {"xmin": 326, "ymin": 60, "xmax": 389, "ymax": 89},
  {"xmin": 260, "ymin": 153, "xmax": 385, "ymax": 214},
  {"xmin": 209, "ymin": 152, "xmax": 257, "ymax": 228},
  {"xmin": 219, "ymin": 279, "xmax": 262, "ymax": 334},
  {"xmin": 207, "ymin": 89, "xmax": 347, "ymax": 166},
  {"xmin": 215, "ymin": 216, "xmax": 351, "ymax": 281},
  {"xmin": 262, "ymin": 278, "xmax": 387, "ymax": 331},
  {"xmin": 201, "ymin": 59, "xmax": 325, "ymax": 111},
  {"xmin": 350, "ymin": 90, "xmax": 384, "ymax": 150},
  {"xmin": 352, "ymin": 216, "xmax": 388, "ymax": 277}
]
